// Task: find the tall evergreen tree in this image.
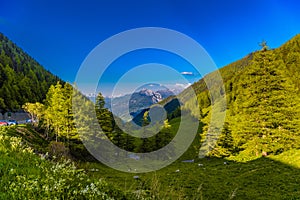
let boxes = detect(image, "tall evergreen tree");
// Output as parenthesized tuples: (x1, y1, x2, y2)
(95, 93, 115, 135)
(230, 50, 300, 155)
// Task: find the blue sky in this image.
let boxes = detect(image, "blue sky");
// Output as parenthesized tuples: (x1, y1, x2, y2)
(1, 0, 300, 96)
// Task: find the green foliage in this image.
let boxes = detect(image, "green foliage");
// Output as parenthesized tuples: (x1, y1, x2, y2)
(3, 124, 300, 199)
(0, 33, 60, 112)
(229, 49, 300, 156)
(165, 34, 300, 159)
(28, 82, 78, 142)
(22, 102, 44, 125)
(6, 125, 49, 153)
(208, 122, 236, 158)
(95, 93, 115, 134)
(2, 33, 300, 199)
(0, 127, 127, 199)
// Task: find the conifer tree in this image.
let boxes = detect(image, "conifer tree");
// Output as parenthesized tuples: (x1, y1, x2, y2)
(95, 93, 114, 135)
(230, 50, 300, 155)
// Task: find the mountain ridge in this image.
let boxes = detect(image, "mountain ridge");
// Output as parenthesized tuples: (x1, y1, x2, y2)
(104, 87, 178, 121)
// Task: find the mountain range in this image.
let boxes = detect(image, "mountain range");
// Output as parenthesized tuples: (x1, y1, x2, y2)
(104, 87, 177, 122)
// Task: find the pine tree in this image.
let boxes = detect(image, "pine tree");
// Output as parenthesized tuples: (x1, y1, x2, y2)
(208, 122, 235, 158)
(61, 83, 77, 140)
(230, 50, 300, 156)
(95, 93, 115, 135)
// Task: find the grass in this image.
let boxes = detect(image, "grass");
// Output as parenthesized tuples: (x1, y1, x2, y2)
(4, 124, 49, 152)
(1, 125, 300, 199)
(81, 154, 300, 199)
(0, 126, 128, 199)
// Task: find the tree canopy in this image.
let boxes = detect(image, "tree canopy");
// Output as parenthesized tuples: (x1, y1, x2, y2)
(0, 33, 60, 113)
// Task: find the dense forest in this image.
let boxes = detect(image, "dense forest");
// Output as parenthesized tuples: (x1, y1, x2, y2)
(0, 33, 61, 114)
(164, 34, 300, 159)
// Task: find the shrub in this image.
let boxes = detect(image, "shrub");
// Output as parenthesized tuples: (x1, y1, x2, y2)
(0, 127, 127, 199)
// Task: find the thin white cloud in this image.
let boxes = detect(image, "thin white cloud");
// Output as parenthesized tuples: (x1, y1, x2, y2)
(181, 71, 194, 75)
(175, 83, 191, 89)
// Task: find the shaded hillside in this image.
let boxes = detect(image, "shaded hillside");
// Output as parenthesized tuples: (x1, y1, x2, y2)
(165, 34, 300, 158)
(0, 33, 61, 113)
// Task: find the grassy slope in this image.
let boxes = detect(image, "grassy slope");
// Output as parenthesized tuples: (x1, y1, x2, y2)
(80, 117, 300, 199)
(0, 126, 128, 200)
(1, 119, 300, 200)
(83, 152, 300, 199)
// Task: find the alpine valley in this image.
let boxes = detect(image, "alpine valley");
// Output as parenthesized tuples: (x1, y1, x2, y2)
(1, 32, 300, 199)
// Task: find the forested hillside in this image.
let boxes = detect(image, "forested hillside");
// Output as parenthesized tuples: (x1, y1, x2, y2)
(1, 32, 300, 200)
(165, 34, 300, 159)
(0, 33, 61, 113)
(5, 31, 299, 161)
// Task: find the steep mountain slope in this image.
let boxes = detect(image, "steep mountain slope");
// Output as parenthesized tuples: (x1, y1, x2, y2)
(165, 34, 300, 158)
(0, 33, 61, 113)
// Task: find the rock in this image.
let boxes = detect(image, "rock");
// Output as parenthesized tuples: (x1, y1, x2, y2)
(182, 159, 194, 163)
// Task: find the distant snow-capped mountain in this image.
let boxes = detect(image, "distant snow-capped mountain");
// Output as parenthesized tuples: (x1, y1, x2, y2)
(86, 83, 187, 122)
(106, 88, 177, 121)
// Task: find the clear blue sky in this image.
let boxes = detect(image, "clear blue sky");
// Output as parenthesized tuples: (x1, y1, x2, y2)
(1, 0, 300, 95)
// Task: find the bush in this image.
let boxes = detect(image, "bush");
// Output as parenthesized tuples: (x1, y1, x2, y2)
(48, 141, 71, 160)
(0, 127, 128, 199)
